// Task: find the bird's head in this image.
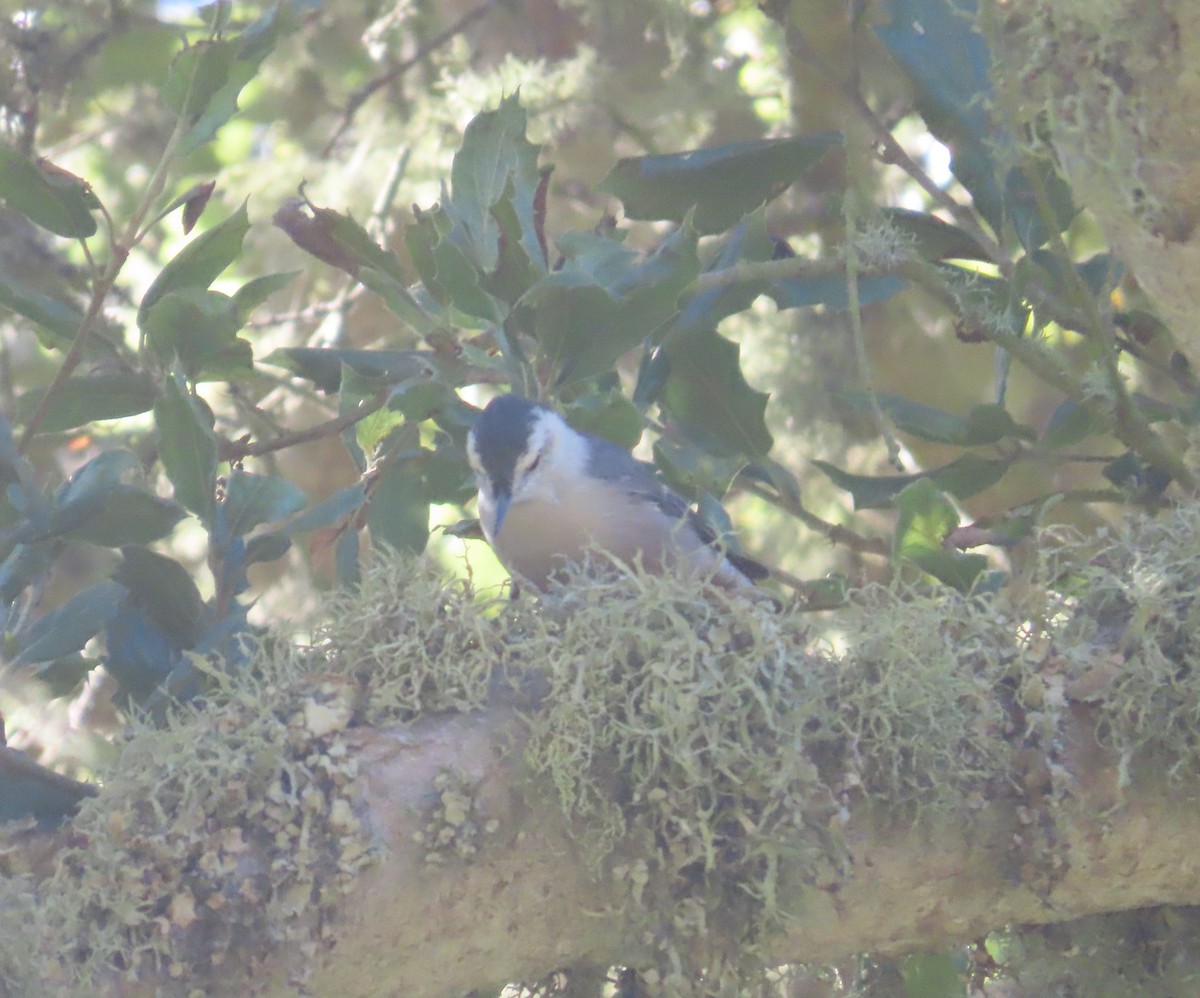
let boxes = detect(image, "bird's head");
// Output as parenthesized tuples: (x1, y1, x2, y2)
(466, 394, 584, 537)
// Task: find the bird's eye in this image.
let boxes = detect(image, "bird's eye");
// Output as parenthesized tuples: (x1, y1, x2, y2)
(526, 453, 542, 474)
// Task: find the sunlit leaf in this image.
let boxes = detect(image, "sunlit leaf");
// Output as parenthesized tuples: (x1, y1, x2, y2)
(599, 133, 840, 234)
(139, 201, 251, 322)
(894, 479, 987, 592)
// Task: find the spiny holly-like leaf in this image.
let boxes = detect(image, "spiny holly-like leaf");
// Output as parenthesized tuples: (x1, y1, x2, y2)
(660, 327, 772, 459)
(447, 92, 546, 274)
(154, 375, 219, 525)
(0, 150, 98, 238)
(139, 201, 251, 322)
(599, 133, 840, 235)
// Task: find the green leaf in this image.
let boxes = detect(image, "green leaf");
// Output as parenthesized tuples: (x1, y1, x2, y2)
(843, 394, 1032, 446)
(599, 133, 840, 234)
(901, 951, 968, 998)
(358, 267, 437, 334)
(366, 462, 430, 554)
(154, 375, 219, 525)
(231, 271, 299, 317)
(1040, 399, 1104, 450)
(404, 204, 507, 323)
(62, 489, 187, 547)
(447, 92, 546, 273)
(139, 201, 251, 322)
(883, 208, 990, 261)
(0, 150, 98, 238)
(15, 373, 157, 432)
(114, 546, 204, 649)
(221, 470, 307, 537)
(564, 390, 644, 450)
(263, 347, 438, 393)
(516, 223, 700, 386)
(660, 327, 772, 459)
(0, 271, 85, 346)
(13, 580, 128, 666)
(280, 483, 368, 536)
(653, 438, 744, 500)
(141, 288, 252, 379)
(815, 454, 1010, 509)
(894, 479, 987, 592)
(164, 6, 287, 155)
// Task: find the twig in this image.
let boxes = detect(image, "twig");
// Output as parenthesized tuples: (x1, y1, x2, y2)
(218, 390, 389, 461)
(322, 0, 500, 158)
(739, 478, 890, 557)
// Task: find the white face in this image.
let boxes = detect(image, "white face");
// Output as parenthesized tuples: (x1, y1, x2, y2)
(467, 410, 579, 539)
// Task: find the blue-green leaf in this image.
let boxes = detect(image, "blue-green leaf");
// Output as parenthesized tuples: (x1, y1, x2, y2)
(13, 580, 128, 666)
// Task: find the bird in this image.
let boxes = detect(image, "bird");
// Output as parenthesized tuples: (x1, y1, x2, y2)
(465, 393, 768, 591)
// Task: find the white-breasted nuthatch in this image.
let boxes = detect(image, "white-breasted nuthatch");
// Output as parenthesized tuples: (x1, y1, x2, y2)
(466, 394, 767, 590)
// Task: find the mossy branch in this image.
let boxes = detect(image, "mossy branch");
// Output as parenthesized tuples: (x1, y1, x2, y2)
(9, 503, 1200, 993)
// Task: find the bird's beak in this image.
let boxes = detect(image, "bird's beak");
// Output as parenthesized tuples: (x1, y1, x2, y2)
(493, 491, 511, 538)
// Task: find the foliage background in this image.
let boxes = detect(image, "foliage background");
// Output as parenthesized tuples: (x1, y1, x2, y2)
(3, 0, 1198, 994)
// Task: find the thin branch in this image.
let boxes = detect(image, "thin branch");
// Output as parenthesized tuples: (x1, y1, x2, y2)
(739, 478, 890, 557)
(217, 390, 389, 461)
(322, 0, 501, 157)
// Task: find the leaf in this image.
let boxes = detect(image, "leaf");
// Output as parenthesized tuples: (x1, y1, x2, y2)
(404, 204, 507, 323)
(447, 92, 546, 273)
(564, 390, 644, 451)
(0, 750, 95, 827)
(231, 271, 299, 317)
(0, 271, 85, 346)
(0, 149, 98, 238)
(660, 328, 773, 459)
(141, 288, 253, 379)
(1040, 399, 1104, 450)
(516, 223, 700, 386)
(139, 201, 251, 323)
(599, 133, 840, 234)
(653, 438, 745, 500)
(894, 479, 987, 593)
(62, 489, 187, 547)
(901, 951, 968, 998)
(366, 463, 429, 554)
(883, 208, 990, 261)
(272, 198, 405, 280)
(13, 580, 128, 666)
(357, 267, 436, 334)
(14, 373, 157, 432)
(842, 394, 1032, 446)
(221, 470, 307, 537)
(150, 180, 217, 233)
(104, 604, 184, 700)
(768, 273, 906, 311)
(114, 546, 204, 649)
(154, 375, 219, 524)
(164, 6, 287, 155)
(263, 347, 437, 393)
(244, 533, 292, 566)
(875, 0, 1076, 249)
(814, 454, 1010, 509)
(280, 482, 368, 535)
